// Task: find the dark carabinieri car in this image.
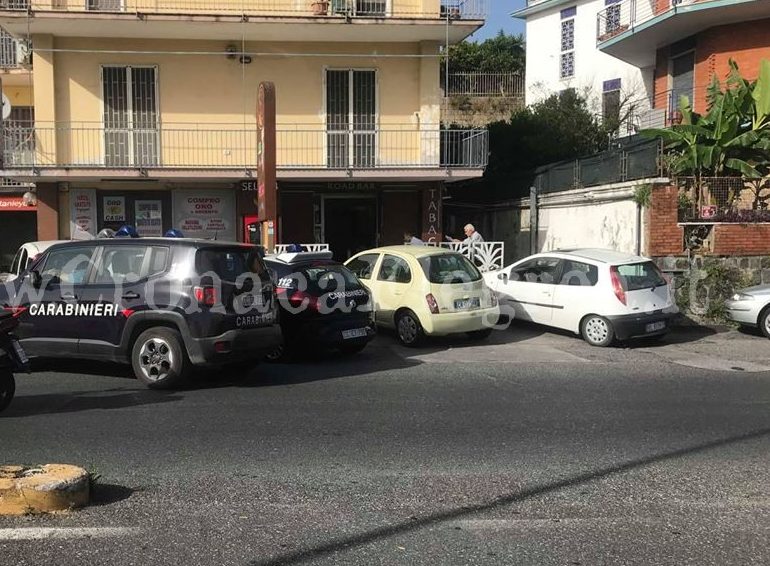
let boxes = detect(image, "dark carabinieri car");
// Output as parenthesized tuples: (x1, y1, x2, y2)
(264, 251, 375, 359)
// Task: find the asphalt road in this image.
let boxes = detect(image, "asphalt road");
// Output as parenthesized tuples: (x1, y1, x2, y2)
(1, 325, 769, 565)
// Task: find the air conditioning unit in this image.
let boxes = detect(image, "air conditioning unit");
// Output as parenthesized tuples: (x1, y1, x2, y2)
(15, 40, 31, 67)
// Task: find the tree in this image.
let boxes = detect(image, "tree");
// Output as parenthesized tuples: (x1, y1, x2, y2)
(445, 31, 525, 75)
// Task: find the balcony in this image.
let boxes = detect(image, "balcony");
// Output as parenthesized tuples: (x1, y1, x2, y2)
(596, 0, 768, 67)
(0, 0, 487, 43)
(1, 121, 488, 182)
(443, 72, 524, 98)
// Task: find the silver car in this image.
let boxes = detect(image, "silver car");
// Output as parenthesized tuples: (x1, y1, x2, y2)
(725, 285, 770, 336)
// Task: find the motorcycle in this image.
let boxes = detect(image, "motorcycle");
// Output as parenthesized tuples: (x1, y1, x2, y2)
(0, 310, 30, 412)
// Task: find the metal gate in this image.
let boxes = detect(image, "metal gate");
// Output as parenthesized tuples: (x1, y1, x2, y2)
(102, 66, 159, 167)
(326, 69, 376, 168)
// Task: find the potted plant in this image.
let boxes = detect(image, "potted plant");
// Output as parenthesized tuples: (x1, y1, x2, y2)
(311, 0, 329, 15)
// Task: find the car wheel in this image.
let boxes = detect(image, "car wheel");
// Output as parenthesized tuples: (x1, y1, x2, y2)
(759, 306, 770, 339)
(131, 327, 189, 389)
(466, 328, 493, 341)
(0, 369, 15, 412)
(339, 343, 367, 355)
(580, 315, 615, 347)
(265, 344, 286, 362)
(396, 310, 424, 347)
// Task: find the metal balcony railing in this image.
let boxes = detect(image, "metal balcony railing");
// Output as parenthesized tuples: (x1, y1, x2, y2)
(443, 73, 524, 98)
(597, 0, 703, 44)
(1, 122, 488, 170)
(0, 0, 488, 20)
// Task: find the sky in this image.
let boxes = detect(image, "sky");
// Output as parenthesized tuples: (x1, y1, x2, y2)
(472, 0, 527, 41)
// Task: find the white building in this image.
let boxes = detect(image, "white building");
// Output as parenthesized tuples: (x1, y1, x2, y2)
(513, 0, 658, 132)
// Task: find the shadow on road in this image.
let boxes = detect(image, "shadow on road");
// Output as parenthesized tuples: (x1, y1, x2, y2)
(250, 427, 770, 566)
(31, 358, 135, 380)
(90, 483, 136, 507)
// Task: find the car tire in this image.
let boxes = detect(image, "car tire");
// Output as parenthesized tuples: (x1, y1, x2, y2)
(759, 306, 770, 339)
(580, 315, 615, 347)
(0, 369, 15, 412)
(131, 327, 190, 389)
(466, 328, 493, 341)
(265, 344, 287, 362)
(339, 343, 367, 355)
(395, 310, 425, 347)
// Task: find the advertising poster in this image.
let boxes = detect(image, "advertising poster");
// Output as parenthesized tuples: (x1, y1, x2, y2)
(135, 200, 163, 237)
(103, 196, 126, 222)
(69, 189, 97, 239)
(172, 190, 236, 241)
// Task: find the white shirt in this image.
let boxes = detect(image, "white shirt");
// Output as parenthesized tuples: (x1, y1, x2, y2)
(462, 231, 484, 244)
(408, 236, 424, 245)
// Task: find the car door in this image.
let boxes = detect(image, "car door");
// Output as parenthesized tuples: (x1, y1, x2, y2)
(14, 245, 97, 357)
(372, 254, 412, 327)
(497, 256, 563, 324)
(551, 259, 600, 332)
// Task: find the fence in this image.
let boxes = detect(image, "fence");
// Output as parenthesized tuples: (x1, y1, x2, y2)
(596, 0, 699, 44)
(533, 137, 663, 194)
(0, 0, 488, 19)
(1, 122, 488, 170)
(438, 241, 504, 272)
(677, 177, 770, 223)
(443, 73, 524, 98)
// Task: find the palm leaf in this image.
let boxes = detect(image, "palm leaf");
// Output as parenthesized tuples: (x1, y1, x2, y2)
(725, 157, 762, 178)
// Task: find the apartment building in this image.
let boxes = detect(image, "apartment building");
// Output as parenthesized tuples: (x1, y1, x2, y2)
(514, 0, 770, 133)
(0, 1, 488, 263)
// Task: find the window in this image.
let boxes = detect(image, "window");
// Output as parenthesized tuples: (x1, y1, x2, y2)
(10, 248, 24, 276)
(326, 69, 376, 168)
(560, 260, 598, 286)
(418, 254, 482, 284)
(347, 254, 379, 280)
(102, 65, 159, 167)
(602, 79, 622, 132)
(88, 0, 122, 10)
(147, 247, 170, 277)
(5, 106, 35, 167)
(559, 8, 576, 79)
(614, 262, 667, 291)
(511, 257, 562, 285)
(377, 255, 411, 284)
(94, 246, 147, 284)
(300, 265, 364, 293)
(195, 248, 266, 282)
(605, 0, 622, 34)
(41, 248, 95, 286)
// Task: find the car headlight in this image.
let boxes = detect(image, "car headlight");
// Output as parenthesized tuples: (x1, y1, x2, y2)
(731, 293, 754, 302)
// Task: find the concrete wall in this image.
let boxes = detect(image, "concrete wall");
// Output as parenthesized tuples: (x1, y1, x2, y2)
(522, 0, 653, 114)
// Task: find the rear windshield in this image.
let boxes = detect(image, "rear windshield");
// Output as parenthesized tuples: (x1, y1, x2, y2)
(615, 261, 667, 291)
(419, 253, 482, 284)
(274, 263, 363, 294)
(196, 247, 268, 282)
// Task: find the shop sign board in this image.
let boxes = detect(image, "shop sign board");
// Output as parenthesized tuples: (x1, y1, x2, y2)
(172, 190, 236, 242)
(135, 200, 163, 237)
(103, 196, 126, 222)
(0, 196, 36, 211)
(70, 189, 97, 239)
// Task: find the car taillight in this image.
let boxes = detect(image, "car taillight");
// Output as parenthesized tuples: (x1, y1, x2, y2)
(289, 291, 319, 312)
(609, 267, 627, 305)
(194, 286, 218, 307)
(426, 293, 440, 314)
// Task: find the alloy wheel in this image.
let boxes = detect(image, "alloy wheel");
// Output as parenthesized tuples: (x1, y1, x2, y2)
(138, 338, 174, 382)
(398, 315, 418, 344)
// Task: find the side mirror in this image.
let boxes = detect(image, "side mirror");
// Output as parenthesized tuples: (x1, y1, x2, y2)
(497, 272, 508, 282)
(28, 270, 42, 289)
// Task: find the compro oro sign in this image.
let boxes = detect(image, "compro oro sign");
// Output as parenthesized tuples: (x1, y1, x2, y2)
(172, 190, 236, 241)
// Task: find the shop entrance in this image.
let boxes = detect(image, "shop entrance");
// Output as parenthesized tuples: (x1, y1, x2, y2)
(323, 196, 377, 261)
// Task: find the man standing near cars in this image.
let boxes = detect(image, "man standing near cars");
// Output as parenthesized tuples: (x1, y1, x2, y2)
(452, 224, 484, 244)
(404, 231, 424, 246)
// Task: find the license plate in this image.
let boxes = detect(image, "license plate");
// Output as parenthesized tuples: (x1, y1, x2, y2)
(11, 339, 28, 365)
(645, 321, 666, 333)
(454, 297, 480, 310)
(239, 293, 263, 309)
(342, 328, 368, 340)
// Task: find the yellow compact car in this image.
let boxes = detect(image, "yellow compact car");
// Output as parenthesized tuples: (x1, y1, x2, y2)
(345, 246, 499, 346)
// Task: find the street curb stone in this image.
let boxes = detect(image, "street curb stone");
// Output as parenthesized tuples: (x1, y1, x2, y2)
(0, 464, 90, 516)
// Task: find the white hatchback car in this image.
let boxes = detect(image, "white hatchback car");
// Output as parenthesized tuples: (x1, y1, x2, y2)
(485, 249, 677, 346)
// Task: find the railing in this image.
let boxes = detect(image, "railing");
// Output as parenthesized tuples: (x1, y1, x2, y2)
(439, 241, 504, 272)
(597, 0, 704, 44)
(0, 29, 17, 69)
(443, 73, 524, 98)
(1, 122, 488, 170)
(677, 177, 770, 223)
(273, 243, 330, 254)
(0, 0, 488, 20)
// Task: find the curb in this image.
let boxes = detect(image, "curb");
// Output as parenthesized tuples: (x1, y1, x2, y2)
(0, 465, 90, 516)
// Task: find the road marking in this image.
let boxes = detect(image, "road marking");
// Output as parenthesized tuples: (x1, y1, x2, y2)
(0, 527, 139, 541)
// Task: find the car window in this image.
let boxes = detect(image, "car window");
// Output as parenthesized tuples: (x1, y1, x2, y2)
(10, 249, 21, 275)
(196, 247, 267, 282)
(615, 261, 666, 291)
(347, 254, 379, 280)
(378, 255, 411, 284)
(560, 260, 598, 286)
(147, 246, 170, 277)
(511, 257, 561, 284)
(418, 253, 481, 284)
(40, 247, 95, 286)
(94, 246, 148, 284)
